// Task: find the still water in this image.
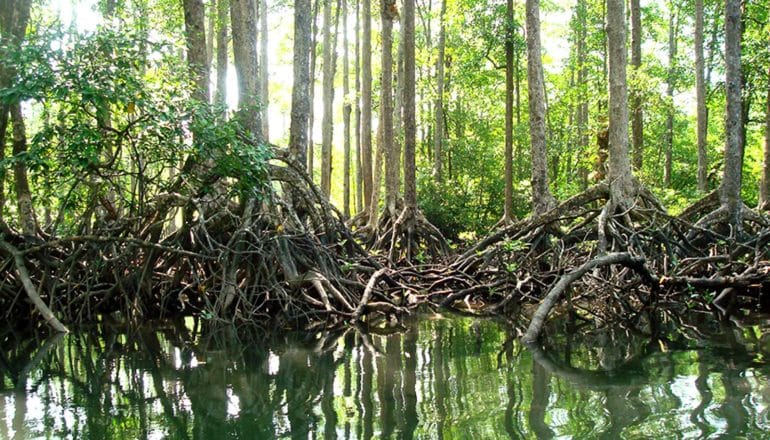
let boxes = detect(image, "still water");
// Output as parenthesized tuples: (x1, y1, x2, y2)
(1, 311, 770, 439)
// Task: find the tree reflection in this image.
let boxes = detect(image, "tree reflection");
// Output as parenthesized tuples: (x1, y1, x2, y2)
(0, 312, 769, 438)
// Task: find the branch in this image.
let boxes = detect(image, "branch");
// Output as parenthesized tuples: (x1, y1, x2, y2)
(0, 239, 69, 333)
(522, 252, 653, 344)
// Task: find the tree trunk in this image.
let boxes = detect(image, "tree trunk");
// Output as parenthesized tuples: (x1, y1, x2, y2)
(759, 66, 770, 211)
(361, 0, 374, 211)
(183, 0, 210, 103)
(695, 0, 708, 192)
(403, 0, 416, 212)
(10, 104, 36, 235)
(260, 0, 269, 140)
(308, 0, 321, 177)
(381, 0, 398, 216)
(433, 0, 446, 183)
(721, 0, 743, 230)
(368, 125, 383, 228)
(606, 0, 635, 208)
(525, 0, 555, 216)
(320, 0, 336, 196)
(394, 28, 404, 188)
(503, 0, 514, 222)
(0, 111, 6, 218)
(289, 0, 312, 168)
(354, 0, 363, 214)
(342, 0, 351, 217)
(630, 0, 643, 171)
(230, 0, 263, 140)
(577, 0, 588, 188)
(0, 0, 32, 225)
(214, 0, 229, 109)
(206, 1, 215, 69)
(663, 4, 677, 187)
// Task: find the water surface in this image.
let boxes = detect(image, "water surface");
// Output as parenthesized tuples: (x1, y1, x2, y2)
(1, 311, 769, 439)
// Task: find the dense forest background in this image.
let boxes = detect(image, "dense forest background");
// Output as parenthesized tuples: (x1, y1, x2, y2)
(1, 0, 767, 238)
(1, 0, 769, 331)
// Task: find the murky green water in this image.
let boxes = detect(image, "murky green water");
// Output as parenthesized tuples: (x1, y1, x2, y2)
(1, 311, 770, 439)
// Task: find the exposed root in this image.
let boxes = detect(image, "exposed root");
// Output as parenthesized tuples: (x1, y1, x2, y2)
(424, 185, 770, 343)
(0, 146, 393, 331)
(363, 202, 449, 265)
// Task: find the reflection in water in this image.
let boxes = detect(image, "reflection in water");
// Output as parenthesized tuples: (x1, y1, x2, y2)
(1, 311, 770, 439)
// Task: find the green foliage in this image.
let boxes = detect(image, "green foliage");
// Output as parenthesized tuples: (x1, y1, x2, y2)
(0, 23, 270, 232)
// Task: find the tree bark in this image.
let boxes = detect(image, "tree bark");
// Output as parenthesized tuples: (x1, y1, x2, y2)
(0, 0, 32, 221)
(525, 0, 555, 216)
(433, 0, 446, 183)
(342, 0, 352, 217)
(664, 4, 678, 187)
(503, 0, 515, 222)
(230, 0, 262, 140)
(721, 0, 743, 230)
(10, 104, 36, 235)
(759, 66, 770, 211)
(381, 0, 398, 216)
(206, 1, 215, 68)
(308, 0, 321, 177)
(354, 0, 363, 214)
(183, 0, 210, 103)
(361, 0, 374, 211)
(404, 0, 417, 212)
(606, 0, 635, 208)
(695, 0, 708, 192)
(260, 0, 270, 140)
(289, 0, 312, 169)
(630, 0, 643, 171)
(320, 0, 336, 196)
(214, 0, 229, 109)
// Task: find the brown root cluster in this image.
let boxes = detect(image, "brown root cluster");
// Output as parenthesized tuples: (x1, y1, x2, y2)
(417, 185, 770, 342)
(361, 204, 449, 264)
(0, 149, 409, 331)
(3, 153, 770, 338)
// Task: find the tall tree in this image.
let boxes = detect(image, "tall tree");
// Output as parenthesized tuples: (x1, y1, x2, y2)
(308, 0, 321, 177)
(354, 0, 363, 214)
(0, 0, 32, 229)
(403, 0, 417, 219)
(576, 0, 588, 187)
(630, 0, 642, 171)
(759, 66, 770, 210)
(525, 0, 555, 215)
(503, 0, 515, 223)
(663, 3, 678, 186)
(606, 0, 635, 207)
(342, 0, 352, 217)
(381, 0, 398, 216)
(433, 0, 446, 182)
(183, 0, 210, 103)
(320, 0, 336, 196)
(260, 0, 269, 140)
(720, 0, 743, 230)
(361, 0, 374, 211)
(289, 0, 312, 168)
(10, 103, 35, 235)
(214, 0, 229, 109)
(230, 0, 262, 140)
(695, 0, 708, 191)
